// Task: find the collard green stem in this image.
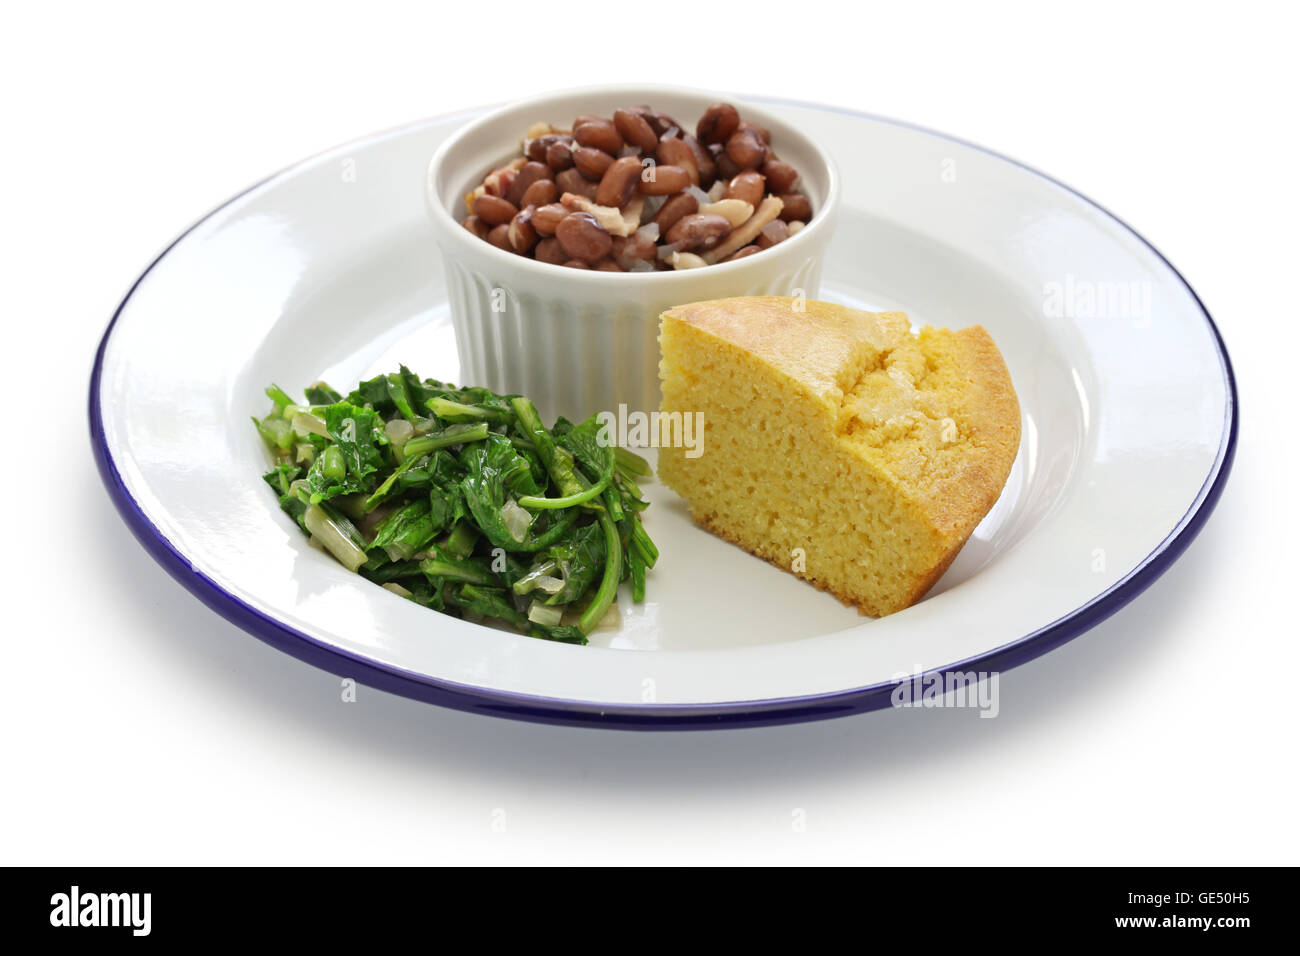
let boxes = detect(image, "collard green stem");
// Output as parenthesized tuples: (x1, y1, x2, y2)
(402, 423, 489, 458)
(577, 491, 624, 635)
(511, 397, 584, 498)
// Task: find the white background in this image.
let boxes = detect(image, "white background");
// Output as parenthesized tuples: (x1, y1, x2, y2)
(4, 2, 1295, 865)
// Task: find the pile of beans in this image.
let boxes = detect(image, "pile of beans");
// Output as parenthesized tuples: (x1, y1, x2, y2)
(460, 103, 812, 271)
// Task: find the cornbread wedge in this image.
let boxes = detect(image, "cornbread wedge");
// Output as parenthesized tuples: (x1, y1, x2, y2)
(658, 297, 1020, 617)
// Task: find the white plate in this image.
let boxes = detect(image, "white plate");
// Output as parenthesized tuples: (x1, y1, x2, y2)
(91, 98, 1237, 728)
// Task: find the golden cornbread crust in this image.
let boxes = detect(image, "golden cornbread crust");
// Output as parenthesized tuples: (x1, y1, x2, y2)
(658, 296, 1021, 617)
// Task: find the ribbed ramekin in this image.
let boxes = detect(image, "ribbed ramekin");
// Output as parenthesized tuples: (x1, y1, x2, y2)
(426, 84, 840, 423)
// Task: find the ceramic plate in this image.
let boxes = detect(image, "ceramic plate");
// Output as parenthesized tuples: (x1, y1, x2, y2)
(90, 98, 1237, 729)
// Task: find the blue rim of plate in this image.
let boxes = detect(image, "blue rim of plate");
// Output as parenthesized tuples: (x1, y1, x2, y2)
(88, 98, 1239, 730)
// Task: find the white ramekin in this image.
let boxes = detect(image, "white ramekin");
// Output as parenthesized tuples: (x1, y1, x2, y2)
(426, 84, 840, 423)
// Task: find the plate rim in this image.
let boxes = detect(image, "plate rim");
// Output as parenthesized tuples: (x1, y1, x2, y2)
(88, 97, 1239, 730)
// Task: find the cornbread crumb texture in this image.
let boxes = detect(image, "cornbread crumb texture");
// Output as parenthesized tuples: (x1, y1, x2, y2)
(658, 296, 1020, 617)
